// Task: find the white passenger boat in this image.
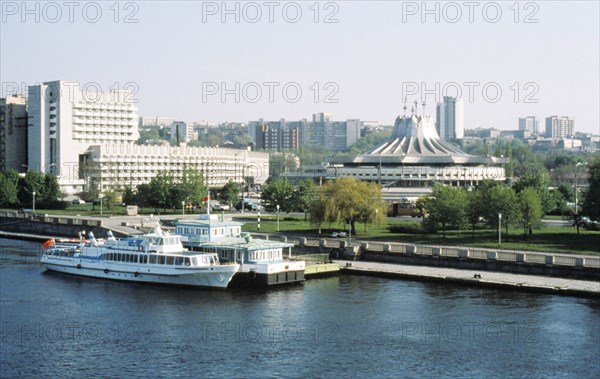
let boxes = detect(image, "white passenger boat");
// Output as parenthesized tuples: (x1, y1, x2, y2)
(175, 215, 305, 287)
(40, 228, 240, 289)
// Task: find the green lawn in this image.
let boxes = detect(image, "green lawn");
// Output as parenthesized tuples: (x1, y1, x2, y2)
(240, 217, 600, 255)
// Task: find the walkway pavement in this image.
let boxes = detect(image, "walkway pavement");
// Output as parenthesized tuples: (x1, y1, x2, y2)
(338, 260, 600, 297)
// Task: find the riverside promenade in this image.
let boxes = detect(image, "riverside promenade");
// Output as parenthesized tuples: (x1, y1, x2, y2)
(338, 260, 600, 297)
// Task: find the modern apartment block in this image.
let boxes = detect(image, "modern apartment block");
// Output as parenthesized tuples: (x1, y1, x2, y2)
(545, 116, 575, 138)
(139, 116, 176, 129)
(249, 113, 361, 152)
(436, 96, 464, 140)
(519, 116, 539, 134)
(0, 94, 28, 171)
(249, 119, 301, 151)
(170, 121, 195, 144)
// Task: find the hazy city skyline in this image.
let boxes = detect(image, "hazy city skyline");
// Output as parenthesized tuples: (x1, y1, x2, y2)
(2, 1, 598, 134)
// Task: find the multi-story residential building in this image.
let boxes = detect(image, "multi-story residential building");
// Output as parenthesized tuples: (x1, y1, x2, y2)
(170, 121, 195, 144)
(325, 119, 361, 151)
(0, 94, 28, 171)
(139, 116, 176, 129)
(545, 116, 574, 139)
(436, 96, 464, 140)
(519, 116, 539, 134)
(249, 119, 302, 151)
(249, 113, 361, 152)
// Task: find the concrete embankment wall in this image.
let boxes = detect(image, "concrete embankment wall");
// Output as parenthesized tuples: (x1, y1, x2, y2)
(0, 213, 125, 240)
(256, 234, 600, 281)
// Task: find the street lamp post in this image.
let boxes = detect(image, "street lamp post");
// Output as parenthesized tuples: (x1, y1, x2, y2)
(276, 204, 280, 232)
(375, 208, 379, 228)
(99, 194, 104, 216)
(498, 213, 502, 246)
(257, 193, 261, 231)
(32, 191, 36, 213)
(182, 201, 185, 216)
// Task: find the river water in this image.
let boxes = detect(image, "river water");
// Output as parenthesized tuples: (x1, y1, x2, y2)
(1, 239, 599, 378)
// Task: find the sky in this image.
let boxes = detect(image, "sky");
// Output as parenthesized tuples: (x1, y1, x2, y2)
(1, 1, 599, 134)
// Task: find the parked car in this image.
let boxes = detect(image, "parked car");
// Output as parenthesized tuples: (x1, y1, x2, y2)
(71, 199, 86, 205)
(234, 200, 258, 211)
(209, 200, 230, 211)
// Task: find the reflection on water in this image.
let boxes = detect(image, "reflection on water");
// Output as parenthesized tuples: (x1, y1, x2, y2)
(1, 239, 599, 378)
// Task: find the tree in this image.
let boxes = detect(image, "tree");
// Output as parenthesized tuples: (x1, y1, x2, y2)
(514, 168, 556, 214)
(180, 169, 207, 206)
(260, 178, 296, 212)
(582, 156, 600, 221)
(466, 189, 484, 238)
(136, 183, 152, 213)
(517, 187, 543, 238)
(294, 179, 317, 219)
(17, 171, 45, 207)
(479, 182, 518, 239)
(148, 172, 175, 213)
(218, 180, 241, 209)
(423, 185, 467, 238)
(102, 190, 118, 210)
(0, 171, 18, 207)
(122, 186, 136, 205)
(312, 176, 383, 235)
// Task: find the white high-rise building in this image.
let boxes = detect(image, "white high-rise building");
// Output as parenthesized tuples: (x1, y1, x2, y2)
(545, 116, 574, 138)
(519, 116, 539, 134)
(28, 80, 139, 194)
(436, 96, 464, 140)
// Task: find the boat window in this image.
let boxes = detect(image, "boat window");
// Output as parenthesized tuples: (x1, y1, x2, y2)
(191, 257, 198, 266)
(149, 255, 157, 264)
(166, 256, 174, 265)
(175, 257, 184, 266)
(158, 256, 165, 265)
(185, 258, 191, 266)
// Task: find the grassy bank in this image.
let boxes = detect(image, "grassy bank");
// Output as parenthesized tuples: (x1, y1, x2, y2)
(239, 216, 600, 255)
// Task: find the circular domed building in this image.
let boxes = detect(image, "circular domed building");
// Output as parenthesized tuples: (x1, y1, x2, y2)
(323, 108, 508, 214)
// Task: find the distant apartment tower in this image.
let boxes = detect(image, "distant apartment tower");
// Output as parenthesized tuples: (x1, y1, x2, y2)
(519, 116, 539, 134)
(250, 119, 300, 151)
(28, 80, 139, 194)
(0, 94, 28, 171)
(436, 97, 464, 140)
(170, 121, 194, 144)
(325, 119, 361, 151)
(545, 116, 574, 138)
(249, 113, 360, 152)
(308, 113, 361, 151)
(139, 116, 175, 129)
